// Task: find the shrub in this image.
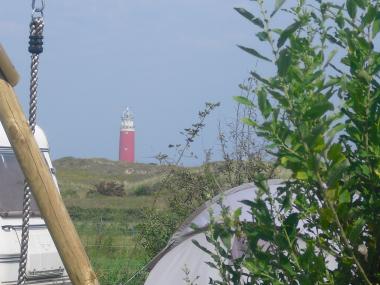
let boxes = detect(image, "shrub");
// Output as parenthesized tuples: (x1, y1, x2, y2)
(133, 184, 158, 196)
(135, 101, 269, 258)
(197, 0, 380, 284)
(89, 181, 126, 197)
(136, 209, 181, 257)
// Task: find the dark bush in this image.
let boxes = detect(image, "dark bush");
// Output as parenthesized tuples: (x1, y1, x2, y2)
(89, 181, 126, 197)
(133, 184, 158, 196)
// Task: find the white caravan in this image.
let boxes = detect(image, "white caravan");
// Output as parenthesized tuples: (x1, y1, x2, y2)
(0, 123, 70, 284)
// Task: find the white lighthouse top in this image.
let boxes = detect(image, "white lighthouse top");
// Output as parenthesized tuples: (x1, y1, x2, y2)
(121, 107, 135, 131)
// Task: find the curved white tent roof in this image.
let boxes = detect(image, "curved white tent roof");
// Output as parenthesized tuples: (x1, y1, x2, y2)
(0, 122, 49, 149)
(145, 180, 284, 285)
(145, 179, 337, 285)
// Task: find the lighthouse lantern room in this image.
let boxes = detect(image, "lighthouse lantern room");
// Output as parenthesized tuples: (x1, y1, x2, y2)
(119, 107, 135, 162)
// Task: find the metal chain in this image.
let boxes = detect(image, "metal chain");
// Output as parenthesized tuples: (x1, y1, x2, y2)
(17, 16, 44, 285)
(32, 0, 45, 17)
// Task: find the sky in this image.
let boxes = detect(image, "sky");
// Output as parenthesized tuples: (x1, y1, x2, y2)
(0, 0, 268, 165)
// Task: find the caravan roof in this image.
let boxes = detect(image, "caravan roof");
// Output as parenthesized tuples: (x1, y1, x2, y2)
(0, 122, 50, 216)
(0, 122, 49, 150)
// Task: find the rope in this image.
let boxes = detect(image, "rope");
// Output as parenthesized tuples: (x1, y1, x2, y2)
(124, 262, 149, 285)
(17, 16, 44, 285)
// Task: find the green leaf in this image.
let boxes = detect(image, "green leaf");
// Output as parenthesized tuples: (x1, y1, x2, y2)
(346, 0, 357, 19)
(192, 239, 213, 255)
(372, 13, 380, 38)
(335, 12, 345, 28)
(280, 156, 288, 166)
(327, 123, 345, 139)
(353, 0, 366, 9)
(277, 21, 302, 48)
(324, 49, 338, 68)
(339, 189, 351, 205)
(271, 0, 287, 17)
(348, 217, 365, 244)
(234, 7, 264, 28)
(240, 199, 255, 208)
(284, 213, 299, 229)
(304, 101, 334, 119)
(362, 5, 377, 26)
(238, 45, 272, 62)
(296, 171, 308, 180)
(320, 207, 334, 230)
(257, 89, 272, 118)
(221, 234, 232, 250)
(327, 143, 343, 163)
(233, 96, 254, 107)
(268, 89, 289, 107)
(327, 161, 347, 187)
(241, 117, 257, 127)
(357, 69, 371, 83)
(284, 213, 299, 241)
(272, 28, 282, 35)
(357, 37, 371, 51)
(326, 34, 345, 48)
(277, 48, 292, 77)
(205, 261, 218, 269)
(233, 207, 242, 220)
(326, 188, 337, 202)
(256, 31, 269, 42)
(311, 135, 325, 152)
(250, 71, 270, 85)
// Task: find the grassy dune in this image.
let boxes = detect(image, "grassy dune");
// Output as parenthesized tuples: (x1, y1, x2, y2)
(55, 157, 168, 209)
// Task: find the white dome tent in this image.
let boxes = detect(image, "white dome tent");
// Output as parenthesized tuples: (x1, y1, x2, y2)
(144, 179, 338, 285)
(144, 180, 284, 285)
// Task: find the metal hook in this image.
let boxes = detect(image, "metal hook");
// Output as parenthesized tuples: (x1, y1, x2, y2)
(32, 0, 45, 17)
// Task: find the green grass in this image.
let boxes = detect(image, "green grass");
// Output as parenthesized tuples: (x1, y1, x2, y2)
(68, 207, 148, 284)
(54, 157, 167, 284)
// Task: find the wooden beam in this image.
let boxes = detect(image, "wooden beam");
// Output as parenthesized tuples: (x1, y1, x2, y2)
(0, 44, 19, 87)
(0, 47, 99, 285)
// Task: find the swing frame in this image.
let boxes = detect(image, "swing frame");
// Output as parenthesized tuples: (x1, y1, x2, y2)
(0, 45, 99, 285)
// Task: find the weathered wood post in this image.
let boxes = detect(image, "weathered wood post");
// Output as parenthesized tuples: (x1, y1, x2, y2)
(0, 44, 99, 285)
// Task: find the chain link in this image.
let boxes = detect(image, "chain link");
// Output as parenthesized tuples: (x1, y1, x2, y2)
(32, 0, 45, 17)
(17, 16, 44, 285)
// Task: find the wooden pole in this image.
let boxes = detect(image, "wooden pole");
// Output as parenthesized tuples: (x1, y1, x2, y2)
(0, 44, 19, 87)
(0, 47, 99, 285)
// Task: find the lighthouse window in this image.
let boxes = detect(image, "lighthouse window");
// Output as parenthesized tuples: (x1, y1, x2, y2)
(0, 152, 39, 216)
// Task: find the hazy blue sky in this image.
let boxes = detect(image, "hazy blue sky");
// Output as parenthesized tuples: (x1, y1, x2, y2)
(1, 1, 268, 164)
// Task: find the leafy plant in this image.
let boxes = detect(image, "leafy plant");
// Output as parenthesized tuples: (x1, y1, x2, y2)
(218, 78, 274, 187)
(136, 103, 222, 258)
(133, 184, 159, 196)
(136, 208, 181, 257)
(136, 100, 270, 260)
(197, 0, 380, 284)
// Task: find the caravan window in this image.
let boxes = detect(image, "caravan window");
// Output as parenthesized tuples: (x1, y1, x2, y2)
(0, 152, 39, 215)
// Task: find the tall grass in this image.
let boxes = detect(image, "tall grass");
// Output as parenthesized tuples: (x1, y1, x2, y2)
(69, 207, 149, 285)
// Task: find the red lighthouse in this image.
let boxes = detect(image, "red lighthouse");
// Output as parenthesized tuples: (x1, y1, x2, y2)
(119, 107, 135, 162)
